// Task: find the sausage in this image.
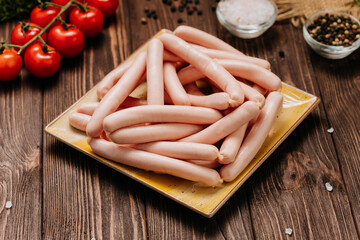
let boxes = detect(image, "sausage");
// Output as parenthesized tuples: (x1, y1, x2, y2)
(76, 102, 99, 115)
(252, 84, 268, 95)
(180, 100, 260, 144)
(163, 50, 183, 62)
(177, 60, 282, 92)
(146, 38, 164, 105)
(86, 51, 147, 137)
(76, 98, 141, 116)
(120, 96, 147, 108)
(216, 59, 282, 91)
(135, 141, 220, 161)
(68, 112, 91, 132)
(158, 33, 244, 107)
(89, 138, 223, 186)
(188, 92, 231, 110)
(163, 62, 191, 105)
(108, 123, 203, 144)
(103, 105, 223, 133)
(174, 25, 244, 55)
(237, 81, 265, 108)
(190, 44, 270, 69)
(96, 59, 134, 100)
(220, 91, 283, 182)
(219, 123, 248, 164)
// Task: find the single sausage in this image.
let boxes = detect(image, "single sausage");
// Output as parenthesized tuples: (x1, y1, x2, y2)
(252, 84, 268, 95)
(220, 91, 283, 182)
(163, 50, 183, 62)
(135, 141, 220, 161)
(178, 60, 282, 92)
(108, 123, 203, 144)
(96, 59, 134, 100)
(184, 82, 204, 96)
(86, 51, 147, 137)
(158, 33, 244, 107)
(103, 105, 223, 133)
(89, 138, 223, 186)
(237, 81, 265, 108)
(146, 38, 164, 105)
(68, 112, 91, 132)
(219, 122, 248, 164)
(76, 102, 99, 115)
(163, 62, 191, 105)
(180, 100, 260, 144)
(188, 92, 231, 110)
(174, 25, 244, 55)
(190, 44, 270, 69)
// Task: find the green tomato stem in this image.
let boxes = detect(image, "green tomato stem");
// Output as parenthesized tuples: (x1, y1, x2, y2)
(17, 0, 75, 55)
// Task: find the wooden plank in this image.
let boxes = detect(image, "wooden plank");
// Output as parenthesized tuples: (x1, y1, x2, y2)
(41, 2, 146, 238)
(308, 49, 360, 231)
(243, 23, 358, 239)
(0, 22, 42, 240)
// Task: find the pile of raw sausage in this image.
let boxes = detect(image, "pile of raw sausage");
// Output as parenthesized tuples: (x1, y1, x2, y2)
(68, 26, 283, 186)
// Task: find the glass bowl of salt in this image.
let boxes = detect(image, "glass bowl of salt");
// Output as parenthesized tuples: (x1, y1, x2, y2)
(216, 0, 278, 39)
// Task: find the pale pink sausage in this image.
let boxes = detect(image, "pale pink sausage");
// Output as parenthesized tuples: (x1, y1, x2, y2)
(76, 102, 99, 115)
(185, 159, 221, 169)
(146, 38, 164, 105)
(96, 59, 134, 100)
(163, 90, 174, 104)
(180, 101, 260, 144)
(135, 141, 220, 161)
(174, 25, 244, 55)
(219, 123, 248, 164)
(190, 44, 270, 69)
(163, 62, 191, 105)
(69, 112, 91, 132)
(178, 61, 282, 92)
(158, 33, 244, 107)
(220, 91, 283, 182)
(188, 92, 231, 110)
(86, 51, 147, 138)
(89, 138, 222, 186)
(103, 105, 223, 133)
(108, 123, 203, 144)
(216, 59, 282, 91)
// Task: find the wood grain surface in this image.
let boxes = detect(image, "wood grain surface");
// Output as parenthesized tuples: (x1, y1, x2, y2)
(0, 0, 359, 239)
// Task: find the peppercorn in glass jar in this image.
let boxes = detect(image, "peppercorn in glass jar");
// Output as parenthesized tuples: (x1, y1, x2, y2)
(216, 0, 277, 39)
(303, 11, 360, 59)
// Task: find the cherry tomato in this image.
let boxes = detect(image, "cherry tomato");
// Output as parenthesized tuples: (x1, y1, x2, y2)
(48, 24, 85, 58)
(11, 22, 47, 52)
(0, 49, 22, 81)
(85, 0, 118, 18)
(30, 6, 65, 29)
(24, 42, 61, 78)
(50, 0, 84, 15)
(69, 4, 104, 38)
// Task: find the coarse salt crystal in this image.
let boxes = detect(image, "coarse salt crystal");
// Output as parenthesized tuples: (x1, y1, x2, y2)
(285, 228, 293, 236)
(5, 201, 12, 209)
(218, 0, 275, 25)
(327, 127, 334, 133)
(325, 182, 333, 192)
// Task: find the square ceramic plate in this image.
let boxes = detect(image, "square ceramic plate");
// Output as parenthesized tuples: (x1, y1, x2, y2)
(45, 30, 320, 218)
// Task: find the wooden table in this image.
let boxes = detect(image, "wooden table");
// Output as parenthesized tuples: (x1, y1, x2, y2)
(1, 1, 359, 239)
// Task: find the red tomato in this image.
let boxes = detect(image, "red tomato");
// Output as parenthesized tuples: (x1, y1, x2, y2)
(69, 4, 104, 38)
(48, 24, 85, 58)
(11, 22, 47, 52)
(85, 0, 118, 18)
(50, 0, 84, 15)
(0, 49, 22, 81)
(30, 6, 65, 29)
(24, 43, 61, 78)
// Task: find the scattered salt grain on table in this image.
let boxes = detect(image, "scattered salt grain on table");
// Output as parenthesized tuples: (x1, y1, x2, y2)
(327, 127, 334, 134)
(325, 182, 333, 192)
(285, 228, 293, 236)
(5, 201, 12, 209)
(217, 0, 275, 25)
